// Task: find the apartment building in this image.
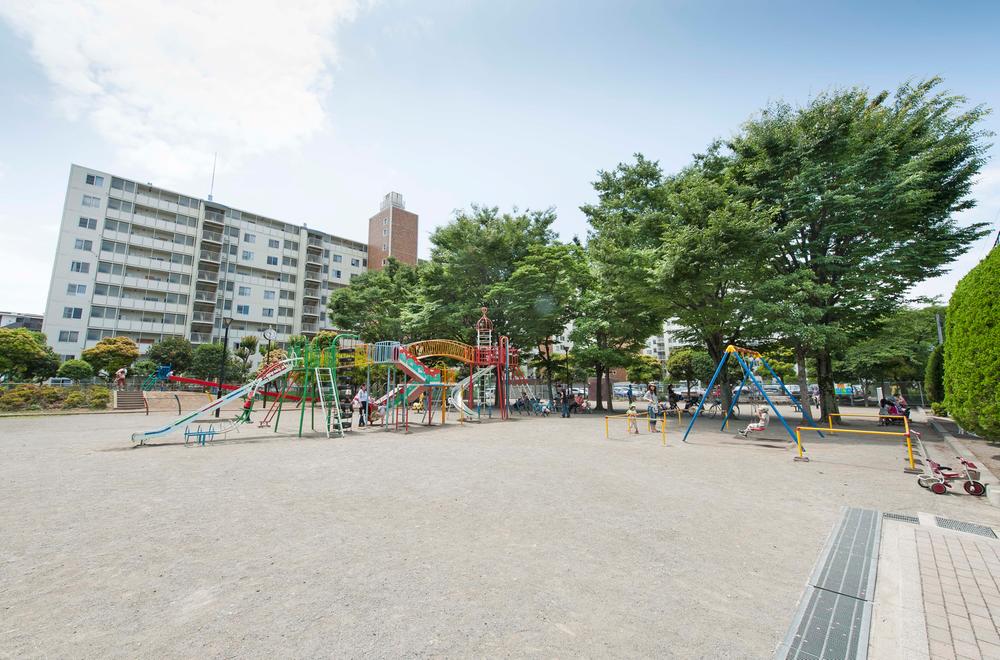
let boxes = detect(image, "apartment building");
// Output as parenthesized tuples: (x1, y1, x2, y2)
(42, 165, 372, 361)
(367, 192, 418, 270)
(0, 311, 43, 332)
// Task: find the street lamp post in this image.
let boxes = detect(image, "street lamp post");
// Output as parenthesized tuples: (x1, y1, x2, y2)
(215, 316, 233, 417)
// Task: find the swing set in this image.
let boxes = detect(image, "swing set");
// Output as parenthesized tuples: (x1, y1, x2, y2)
(681, 345, 821, 444)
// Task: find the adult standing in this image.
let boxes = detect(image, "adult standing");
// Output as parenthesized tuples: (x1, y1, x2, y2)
(557, 385, 569, 418)
(627, 383, 634, 404)
(353, 383, 369, 427)
(643, 384, 658, 431)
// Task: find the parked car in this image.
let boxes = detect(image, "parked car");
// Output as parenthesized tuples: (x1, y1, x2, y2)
(45, 377, 74, 386)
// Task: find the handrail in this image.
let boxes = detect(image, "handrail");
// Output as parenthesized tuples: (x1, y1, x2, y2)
(604, 411, 668, 446)
(794, 423, 916, 471)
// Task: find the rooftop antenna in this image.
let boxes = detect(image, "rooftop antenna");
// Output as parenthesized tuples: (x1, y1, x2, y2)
(208, 152, 217, 202)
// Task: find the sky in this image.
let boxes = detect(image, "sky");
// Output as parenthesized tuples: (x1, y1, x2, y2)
(0, 0, 998, 314)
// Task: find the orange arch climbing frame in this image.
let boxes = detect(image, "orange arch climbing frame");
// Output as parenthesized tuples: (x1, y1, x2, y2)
(406, 340, 476, 364)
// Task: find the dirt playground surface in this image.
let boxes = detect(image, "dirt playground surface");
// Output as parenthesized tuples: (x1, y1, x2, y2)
(3, 410, 1000, 657)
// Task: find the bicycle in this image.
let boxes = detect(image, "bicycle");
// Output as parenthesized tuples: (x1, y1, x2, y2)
(705, 399, 740, 419)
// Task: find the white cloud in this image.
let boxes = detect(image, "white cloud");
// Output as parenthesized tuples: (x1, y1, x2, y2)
(0, 0, 361, 182)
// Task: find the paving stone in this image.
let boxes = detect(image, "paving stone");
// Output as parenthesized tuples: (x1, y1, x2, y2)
(952, 639, 983, 659)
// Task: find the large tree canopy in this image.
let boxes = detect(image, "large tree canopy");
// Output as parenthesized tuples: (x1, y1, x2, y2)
(727, 78, 990, 420)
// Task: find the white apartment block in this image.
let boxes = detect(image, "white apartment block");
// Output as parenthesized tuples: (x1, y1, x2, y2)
(43, 165, 369, 362)
(642, 321, 686, 362)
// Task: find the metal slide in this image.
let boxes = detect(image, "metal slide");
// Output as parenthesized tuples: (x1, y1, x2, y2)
(450, 366, 494, 418)
(130, 358, 298, 444)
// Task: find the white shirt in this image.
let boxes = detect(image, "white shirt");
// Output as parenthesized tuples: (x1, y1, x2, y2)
(356, 388, 369, 403)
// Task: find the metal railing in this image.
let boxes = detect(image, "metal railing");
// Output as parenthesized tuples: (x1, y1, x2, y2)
(794, 413, 915, 471)
(190, 332, 213, 343)
(302, 306, 319, 316)
(196, 270, 218, 282)
(303, 287, 319, 298)
(199, 250, 221, 262)
(191, 311, 215, 323)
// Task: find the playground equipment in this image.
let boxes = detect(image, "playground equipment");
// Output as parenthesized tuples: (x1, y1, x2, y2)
(918, 457, 985, 496)
(129, 308, 521, 444)
(792, 413, 919, 472)
(682, 345, 817, 444)
(605, 410, 669, 446)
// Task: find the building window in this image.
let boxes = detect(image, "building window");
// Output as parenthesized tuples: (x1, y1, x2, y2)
(85, 174, 104, 186)
(78, 217, 97, 230)
(58, 330, 79, 342)
(334, 269, 342, 278)
(262, 308, 274, 317)
(268, 239, 280, 249)
(382, 243, 388, 251)
(264, 290, 276, 300)
(238, 286, 251, 296)
(322, 265, 328, 274)
(74, 239, 93, 251)
(280, 290, 295, 300)
(323, 249, 329, 257)
(351, 258, 360, 267)
(266, 256, 278, 265)
(82, 195, 101, 208)
(236, 305, 249, 315)
(383, 228, 388, 236)
(70, 261, 90, 273)
(244, 233, 256, 243)
(66, 283, 86, 296)
(332, 254, 342, 263)
(282, 256, 297, 267)
(362, 259, 367, 267)
(110, 177, 136, 192)
(383, 218, 388, 225)
(381, 259, 387, 266)
(223, 300, 232, 311)
(242, 251, 253, 260)
(107, 198, 133, 212)
(62, 307, 83, 319)
(283, 239, 299, 250)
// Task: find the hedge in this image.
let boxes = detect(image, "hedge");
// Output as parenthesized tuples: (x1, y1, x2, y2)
(925, 343, 945, 405)
(945, 247, 1000, 438)
(0, 385, 112, 412)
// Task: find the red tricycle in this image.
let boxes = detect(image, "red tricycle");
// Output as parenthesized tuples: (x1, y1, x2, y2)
(918, 457, 986, 496)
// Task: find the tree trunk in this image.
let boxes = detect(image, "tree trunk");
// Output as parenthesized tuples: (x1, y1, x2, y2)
(546, 369, 554, 406)
(815, 349, 840, 424)
(605, 369, 614, 413)
(594, 365, 604, 411)
(795, 345, 810, 422)
(706, 335, 731, 412)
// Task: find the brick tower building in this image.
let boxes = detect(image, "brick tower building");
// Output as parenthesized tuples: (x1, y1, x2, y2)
(367, 192, 418, 270)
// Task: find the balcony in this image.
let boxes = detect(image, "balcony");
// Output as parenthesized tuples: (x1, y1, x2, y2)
(193, 291, 216, 305)
(197, 270, 218, 282)
(201, 230, 223, 244)
(199, 249, 221, 263)
(305, 252, 322, 265)
(203, 211, 224, 227)
(302, 306, 319, 317)
(303, 287, 320, 299)
(301, 323, 319, 334)
(190, 332, 213, 344)
(191, 311, 215, 325)
(306, 236, 323, 251)
(303, 271, 321, 284)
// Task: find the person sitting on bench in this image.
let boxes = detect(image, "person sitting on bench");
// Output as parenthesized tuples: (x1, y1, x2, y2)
(738, 408, 769, 437)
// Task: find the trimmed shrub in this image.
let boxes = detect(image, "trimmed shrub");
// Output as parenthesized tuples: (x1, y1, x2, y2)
(931, 401, 948, 417)
(945, 247, 1000, 439)
(925, 344, 945, 405)
(38, 385, 67, 406)
(88, 387, 111, 409)
(0, 387, 36, 411)
(63, 391, 88, 408)
(57, 359, 94, 382)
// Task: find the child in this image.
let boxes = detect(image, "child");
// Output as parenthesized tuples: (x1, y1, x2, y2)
(626, 404, 640, 434)
(739, 408, 769, 437)
(237, 396, 254, 424)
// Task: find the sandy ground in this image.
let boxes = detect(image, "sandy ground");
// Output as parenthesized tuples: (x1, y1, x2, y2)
(3, 409, 1000, 658)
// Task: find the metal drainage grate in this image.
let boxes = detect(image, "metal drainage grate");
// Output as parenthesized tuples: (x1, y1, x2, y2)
(775, 508, 881, 660)
(882, 513, 919, 525)
(935, 517, 998, 539)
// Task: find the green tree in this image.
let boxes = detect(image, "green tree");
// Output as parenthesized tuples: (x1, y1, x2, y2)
(131, 359, 157, 378)
(145, 337, 195, 374)
(327, 258, 422, 342)
(666, 348, 701, 392)
(0, 329, 53, 381)
(945, 248, 999, 438)
(189, 343, 242, 383)
(81, 336, 139, 380)
(233, 335, 259, 379)
(728, 79, 991, 422)
(56, 359, 94, 382)
(925, 344, 945, 405)
(412, 205, 558, 342)
(627, 354, 662, 386)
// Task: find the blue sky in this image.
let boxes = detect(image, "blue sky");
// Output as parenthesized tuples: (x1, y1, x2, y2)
(1, 0, 997, 313)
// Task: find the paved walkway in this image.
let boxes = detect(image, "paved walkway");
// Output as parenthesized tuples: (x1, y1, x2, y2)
(873, 518, 1000, 660)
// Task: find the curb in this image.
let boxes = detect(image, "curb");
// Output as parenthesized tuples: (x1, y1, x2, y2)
(930, 418, 1000, 507)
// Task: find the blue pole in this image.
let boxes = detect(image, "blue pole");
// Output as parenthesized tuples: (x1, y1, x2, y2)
(720, 372, 749, 431)
(732, 352, 799, 445)
(682, 351, 730, 443)
(760, 357, 824, 438)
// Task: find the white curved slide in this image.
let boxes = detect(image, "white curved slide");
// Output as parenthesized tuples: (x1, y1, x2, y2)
(450, 366, 494, 418)
(130, 358, 298, 444)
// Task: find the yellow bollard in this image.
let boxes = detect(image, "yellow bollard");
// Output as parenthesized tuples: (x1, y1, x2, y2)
(661, 411, 666, 446)
(794, 428, 809, 462)
(604, 416, 609, 439)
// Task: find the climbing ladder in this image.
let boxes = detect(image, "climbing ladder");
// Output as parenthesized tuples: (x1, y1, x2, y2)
(332, 350, 355, 437)
(314, 367, 337, 438)
(258, 376, 292, 428)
